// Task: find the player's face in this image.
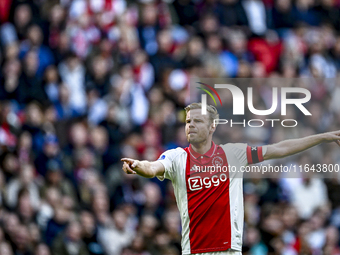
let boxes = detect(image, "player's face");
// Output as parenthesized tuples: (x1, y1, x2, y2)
(185, 109, 213, 144)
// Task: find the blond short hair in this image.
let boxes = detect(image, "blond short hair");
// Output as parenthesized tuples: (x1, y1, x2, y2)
(184, 103, 219, 124)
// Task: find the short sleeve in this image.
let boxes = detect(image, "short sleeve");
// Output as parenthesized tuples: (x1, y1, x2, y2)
(156, 148, 182, 181)
(226, 143, 248, 166)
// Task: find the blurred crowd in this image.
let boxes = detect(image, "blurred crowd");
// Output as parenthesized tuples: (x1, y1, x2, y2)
(1, 0, 340, 255)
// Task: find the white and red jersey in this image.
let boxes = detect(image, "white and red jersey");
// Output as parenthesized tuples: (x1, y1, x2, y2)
(157, 142, 266, 254)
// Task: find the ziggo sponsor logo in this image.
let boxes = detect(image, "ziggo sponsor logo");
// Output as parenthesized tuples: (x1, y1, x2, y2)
(188, 174, 228, 191)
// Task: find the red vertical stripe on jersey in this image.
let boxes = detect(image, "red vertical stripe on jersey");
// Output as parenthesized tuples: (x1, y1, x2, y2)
(184, 147, 231, 253)
(257, 146, 263, 162)
(246, 146, 253, 164)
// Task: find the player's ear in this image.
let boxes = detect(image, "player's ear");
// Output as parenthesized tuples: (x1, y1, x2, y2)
(209, 122, 216, 133)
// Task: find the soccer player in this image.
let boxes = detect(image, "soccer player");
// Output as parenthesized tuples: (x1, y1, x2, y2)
(121, 103, 340, 255)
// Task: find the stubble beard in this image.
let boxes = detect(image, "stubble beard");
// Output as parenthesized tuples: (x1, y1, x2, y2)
(187, 134, 207, 146)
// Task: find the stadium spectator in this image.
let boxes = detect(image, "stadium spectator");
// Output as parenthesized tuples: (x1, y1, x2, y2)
(52, 221, 89, 255)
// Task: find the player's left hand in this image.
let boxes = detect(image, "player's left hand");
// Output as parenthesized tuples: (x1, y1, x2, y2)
(323, 131, 340, 147)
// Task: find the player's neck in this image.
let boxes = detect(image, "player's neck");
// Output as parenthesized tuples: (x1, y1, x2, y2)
(190, 140, 213, 155)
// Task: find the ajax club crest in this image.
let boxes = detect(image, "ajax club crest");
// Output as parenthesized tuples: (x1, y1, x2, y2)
(212, 156, 223, 167)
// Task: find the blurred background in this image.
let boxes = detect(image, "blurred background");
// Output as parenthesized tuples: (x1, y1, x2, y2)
(1, 0, 340, 254)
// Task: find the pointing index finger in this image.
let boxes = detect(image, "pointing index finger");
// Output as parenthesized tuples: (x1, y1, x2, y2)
(121, 158, 133, 163)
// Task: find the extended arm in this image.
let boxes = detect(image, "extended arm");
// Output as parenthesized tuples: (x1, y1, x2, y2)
(264, 131, 340, 160)
(121, 158, 165, 178)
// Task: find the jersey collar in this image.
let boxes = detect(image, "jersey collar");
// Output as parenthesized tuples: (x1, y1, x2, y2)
(189, 142, 217, 159)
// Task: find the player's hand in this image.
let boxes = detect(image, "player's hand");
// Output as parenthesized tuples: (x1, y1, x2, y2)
(323, 131, 340, 147)
(121, 158, 139, 174)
